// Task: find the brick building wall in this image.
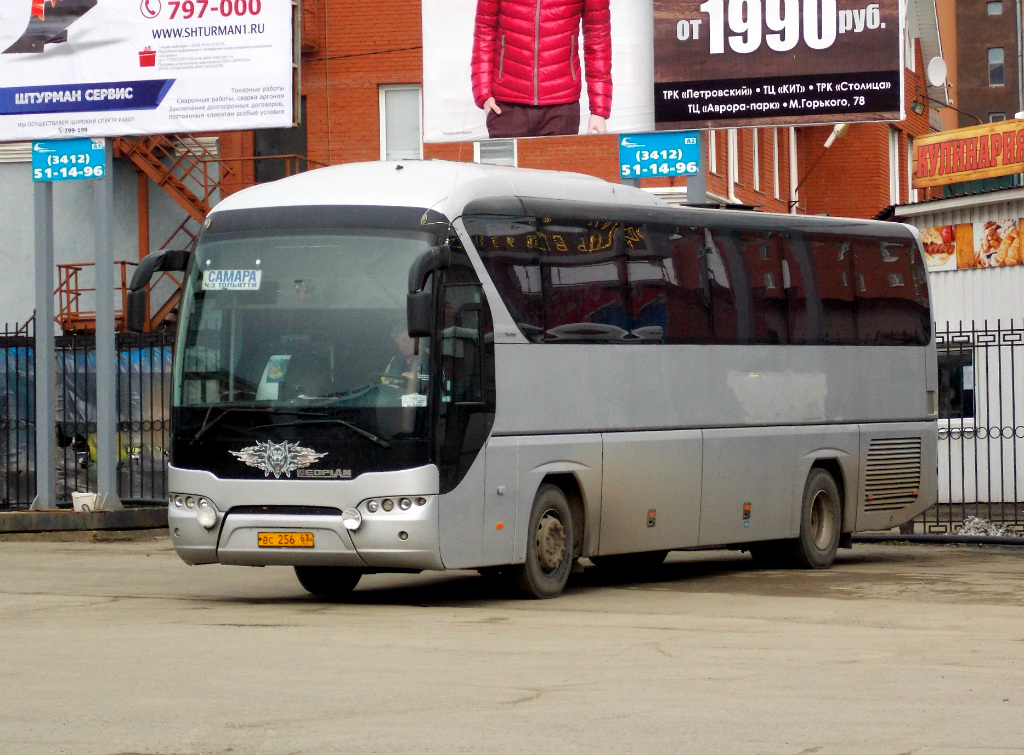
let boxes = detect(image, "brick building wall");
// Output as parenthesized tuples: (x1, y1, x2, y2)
(955, 0, 1021, 125)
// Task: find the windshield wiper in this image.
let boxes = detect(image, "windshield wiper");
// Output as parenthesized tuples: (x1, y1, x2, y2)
(249, 417, 392, 449)
(188, 406, 325, 444)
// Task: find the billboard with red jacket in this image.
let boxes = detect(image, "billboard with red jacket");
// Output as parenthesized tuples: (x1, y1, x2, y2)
(423, 0, 656, 142)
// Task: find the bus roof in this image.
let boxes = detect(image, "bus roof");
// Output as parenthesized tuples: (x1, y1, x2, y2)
(210, 160, 666, 219)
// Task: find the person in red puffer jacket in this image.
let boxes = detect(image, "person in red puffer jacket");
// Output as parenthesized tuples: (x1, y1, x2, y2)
(471, 0, 612, 138)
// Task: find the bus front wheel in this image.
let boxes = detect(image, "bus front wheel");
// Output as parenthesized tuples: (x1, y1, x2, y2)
(509, 484, 575, 599)
(794, 468, 842, 569)
(294, 566, 362, 599)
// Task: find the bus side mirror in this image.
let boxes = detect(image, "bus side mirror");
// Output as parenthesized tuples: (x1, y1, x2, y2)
(125, 248, 191, 332)
(407, 290, 432, 338)
(408, 245, 451, 295)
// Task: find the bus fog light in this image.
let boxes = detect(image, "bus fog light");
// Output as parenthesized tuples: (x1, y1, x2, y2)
(399, 498, 412, 510)
(341, 508, 362, 531)
(196, 502, 217, 530)
(398, 531, 409, 541)
(366, 500, 379, 513)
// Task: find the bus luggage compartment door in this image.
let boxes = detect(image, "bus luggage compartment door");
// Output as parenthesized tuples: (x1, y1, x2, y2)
(599, 430, 702, 555)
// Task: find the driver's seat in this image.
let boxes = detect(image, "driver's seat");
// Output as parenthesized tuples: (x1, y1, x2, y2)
(283, 349, 331, 399)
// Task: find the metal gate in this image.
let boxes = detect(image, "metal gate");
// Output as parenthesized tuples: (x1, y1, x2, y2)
(1, 320, 173, 510)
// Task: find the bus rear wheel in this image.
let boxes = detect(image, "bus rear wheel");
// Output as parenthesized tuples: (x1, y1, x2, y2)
(793, 468, 842, 569)
(294, 566, 362, 598)
(508, 484, 575, 599)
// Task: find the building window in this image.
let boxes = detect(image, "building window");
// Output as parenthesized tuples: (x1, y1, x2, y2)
(888, 127, 900, 205)
(379, 85, 422, 160)
(475, 139, 516, 166)
(906, 137, 918, 203)
(709, 130, 718, 174)
(987, 1, 1002, 14)
(728, 129, 739, 184)
(938, 348, 975, 420)
(772, 128, 780, 199)
(752, 128, 761, 192)
(989, 112, 1006, 122)
(988, 48, 1005, 86)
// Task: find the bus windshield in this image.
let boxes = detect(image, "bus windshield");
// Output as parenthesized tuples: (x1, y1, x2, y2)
(173, 227, 434, 437)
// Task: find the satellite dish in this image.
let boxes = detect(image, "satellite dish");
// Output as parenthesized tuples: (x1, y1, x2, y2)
(927, 57, 948, 88)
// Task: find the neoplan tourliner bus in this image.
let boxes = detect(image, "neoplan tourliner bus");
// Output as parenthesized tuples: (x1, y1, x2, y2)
(128, 160, 937, 599)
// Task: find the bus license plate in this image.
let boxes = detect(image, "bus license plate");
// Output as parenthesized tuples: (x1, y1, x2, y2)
(258, 532, 314, 548)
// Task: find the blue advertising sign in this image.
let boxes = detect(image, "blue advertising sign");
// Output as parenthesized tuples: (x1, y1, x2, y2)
(620, 131, 700, 178)
(31, 138, 106, 182)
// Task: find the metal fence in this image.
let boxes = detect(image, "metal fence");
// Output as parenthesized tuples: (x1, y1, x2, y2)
(2, 319, 1023, 533)
(1, 320, 172, 510)
(920, 320, 1024, 535)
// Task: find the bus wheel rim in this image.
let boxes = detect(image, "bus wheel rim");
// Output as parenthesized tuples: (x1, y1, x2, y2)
(810, 490, 834, 550)
(535, 509, 566, 574)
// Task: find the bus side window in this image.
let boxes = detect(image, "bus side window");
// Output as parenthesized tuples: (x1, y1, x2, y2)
(705, 229, 750, 344)
(738, 229, 787, 345)
(469, 216, 544, 342)
(853, 238, 930, 345)
(797, 234, 853, 345)
(633, 225, 712, 344)
(540, 218, 630, 342)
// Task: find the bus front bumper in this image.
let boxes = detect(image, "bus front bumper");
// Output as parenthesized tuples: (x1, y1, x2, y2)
(168, 497, 443, 571)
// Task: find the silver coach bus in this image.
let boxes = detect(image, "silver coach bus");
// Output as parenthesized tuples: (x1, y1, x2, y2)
(128, 160, 937, 599)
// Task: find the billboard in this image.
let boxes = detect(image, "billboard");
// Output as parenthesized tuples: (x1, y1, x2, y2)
(0, 0, 294, 141)
(424, 1, 905, 143)
(423, 0, 656, 142)
(653, 0, 904, 130)
(913, 120, 1024, 189)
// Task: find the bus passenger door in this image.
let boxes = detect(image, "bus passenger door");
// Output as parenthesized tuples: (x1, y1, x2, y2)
(599, 430, 703, 555)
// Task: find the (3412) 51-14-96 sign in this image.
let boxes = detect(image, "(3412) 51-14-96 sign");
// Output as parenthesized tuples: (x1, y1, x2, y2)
(675, 0, 885, 55)
(33, 165, 105, 180)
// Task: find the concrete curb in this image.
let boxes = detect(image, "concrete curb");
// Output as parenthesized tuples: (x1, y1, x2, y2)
(0, 508, 167, 534)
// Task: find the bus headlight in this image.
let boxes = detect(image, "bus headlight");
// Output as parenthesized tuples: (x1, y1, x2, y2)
(196, 500, 217, 529)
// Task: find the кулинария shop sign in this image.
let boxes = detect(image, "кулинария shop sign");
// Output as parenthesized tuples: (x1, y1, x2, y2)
(654, 0, 904, 130)
(0, 0, 294, 141)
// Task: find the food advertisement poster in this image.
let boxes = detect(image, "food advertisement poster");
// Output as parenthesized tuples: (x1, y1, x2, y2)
(922, 220, 1023, 271)
(654, 0, 904, 130)
(0, 0, 294, 141)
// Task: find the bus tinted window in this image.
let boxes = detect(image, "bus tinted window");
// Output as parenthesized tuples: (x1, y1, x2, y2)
(469, 215, 929, 347)
(471, 216, 635, 343)
(854, 238, 931, 345)
(705, 229, 744, 344)
(736, 229, 788, 344)
(800, 234, 856, 345)
(633, 225, 713, 344)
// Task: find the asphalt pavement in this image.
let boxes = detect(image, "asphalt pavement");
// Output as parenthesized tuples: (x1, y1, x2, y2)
(1, 535, 1021, 754)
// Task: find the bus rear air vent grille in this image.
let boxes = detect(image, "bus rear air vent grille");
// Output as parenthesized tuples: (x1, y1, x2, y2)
(863, 437, 922, 511)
